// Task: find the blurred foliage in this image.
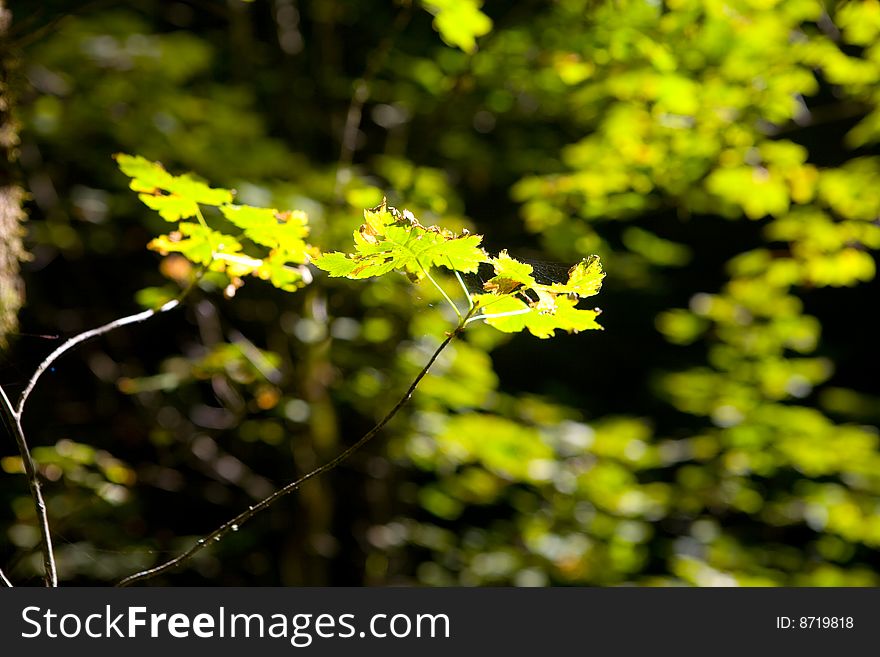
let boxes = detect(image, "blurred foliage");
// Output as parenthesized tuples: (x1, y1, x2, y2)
(1, 0, 879, 587)
(422, 0, 493, 53)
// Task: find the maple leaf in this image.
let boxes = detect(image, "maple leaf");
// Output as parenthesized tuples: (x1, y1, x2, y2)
(314, 207, 489, 279)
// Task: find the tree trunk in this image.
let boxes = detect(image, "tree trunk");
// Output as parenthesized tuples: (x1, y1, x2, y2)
(0, 0, 27, 349)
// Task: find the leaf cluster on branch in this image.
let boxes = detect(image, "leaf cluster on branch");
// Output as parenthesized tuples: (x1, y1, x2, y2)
(315, 200, 605, 337)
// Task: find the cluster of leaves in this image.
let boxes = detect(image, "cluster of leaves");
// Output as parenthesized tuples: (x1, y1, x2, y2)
(315, 202, 605, 337)
(117, 152, 606, 338)
(115, 153, 316, 296)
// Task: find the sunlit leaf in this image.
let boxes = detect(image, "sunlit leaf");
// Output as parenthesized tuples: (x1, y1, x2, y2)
(546, 255, 605, 297)
(314, 206, 489, 278)
(115, 153, 233, 218)
(147, 222, 241, 267)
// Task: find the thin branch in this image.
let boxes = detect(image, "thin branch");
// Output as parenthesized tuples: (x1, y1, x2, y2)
(4, 271, 197, 587)
(117, 307, 476, 586)
(0, 384, 56, 586)
(16, 299, 180, 417)
(0, 566, 12, 587)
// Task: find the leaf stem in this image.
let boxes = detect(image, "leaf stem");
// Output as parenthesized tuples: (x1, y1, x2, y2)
(449, 259, 474, 311)
(193, 205, 218, 264)
(116, 305, 477, 586)
(465, 307, 533, 325)
(418, 259, 462, 321)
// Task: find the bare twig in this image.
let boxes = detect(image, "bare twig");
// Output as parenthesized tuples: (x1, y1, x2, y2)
(16, 299, 180, 417)
(0, 384, 56, 586)
(117, 307, 475, 586)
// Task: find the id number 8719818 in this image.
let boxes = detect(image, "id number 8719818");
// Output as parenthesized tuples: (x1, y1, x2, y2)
(776, 617, 854, 629)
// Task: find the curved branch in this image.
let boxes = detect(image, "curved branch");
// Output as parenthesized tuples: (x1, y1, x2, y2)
(4, 275, 193, 587)
(117, 312, 472, 587)
(16, 299, 180, 417)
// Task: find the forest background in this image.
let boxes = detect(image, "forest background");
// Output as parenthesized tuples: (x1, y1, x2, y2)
(2, 0, 880, 586)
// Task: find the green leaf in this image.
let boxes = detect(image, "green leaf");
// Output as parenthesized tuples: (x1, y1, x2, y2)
(523, 296, 603, 338)
(167, 174, 233, 206)
(546, 254, 606, 297)
(706, 166, 790, 219)
(622, 228, 692, 267)
(472, 251, 604, 337)
(473, 293, 602, 338)
(311, 251, 365, 278)
(255, 251, 311, 292)
(148, 222, 242, 268)
(436, 413, 552, 481)
(314, 206, 489, 279)
(115, 153, 176, 192)
(220, 205, 309, 249)
(483, 250, 538, 293)
(115, 153, 233, 218)
(471, 293, 530, 330)
(139, 193, 200, 222)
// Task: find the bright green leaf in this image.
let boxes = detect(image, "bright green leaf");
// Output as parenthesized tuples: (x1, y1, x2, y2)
(546, 255, 606, 297)
(314, 206, 489, 279)
(139, 193, 200, 222)
(148, 222, 241, 268)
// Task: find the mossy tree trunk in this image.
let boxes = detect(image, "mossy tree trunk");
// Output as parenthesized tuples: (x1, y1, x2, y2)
(0, 0, 27, 349)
